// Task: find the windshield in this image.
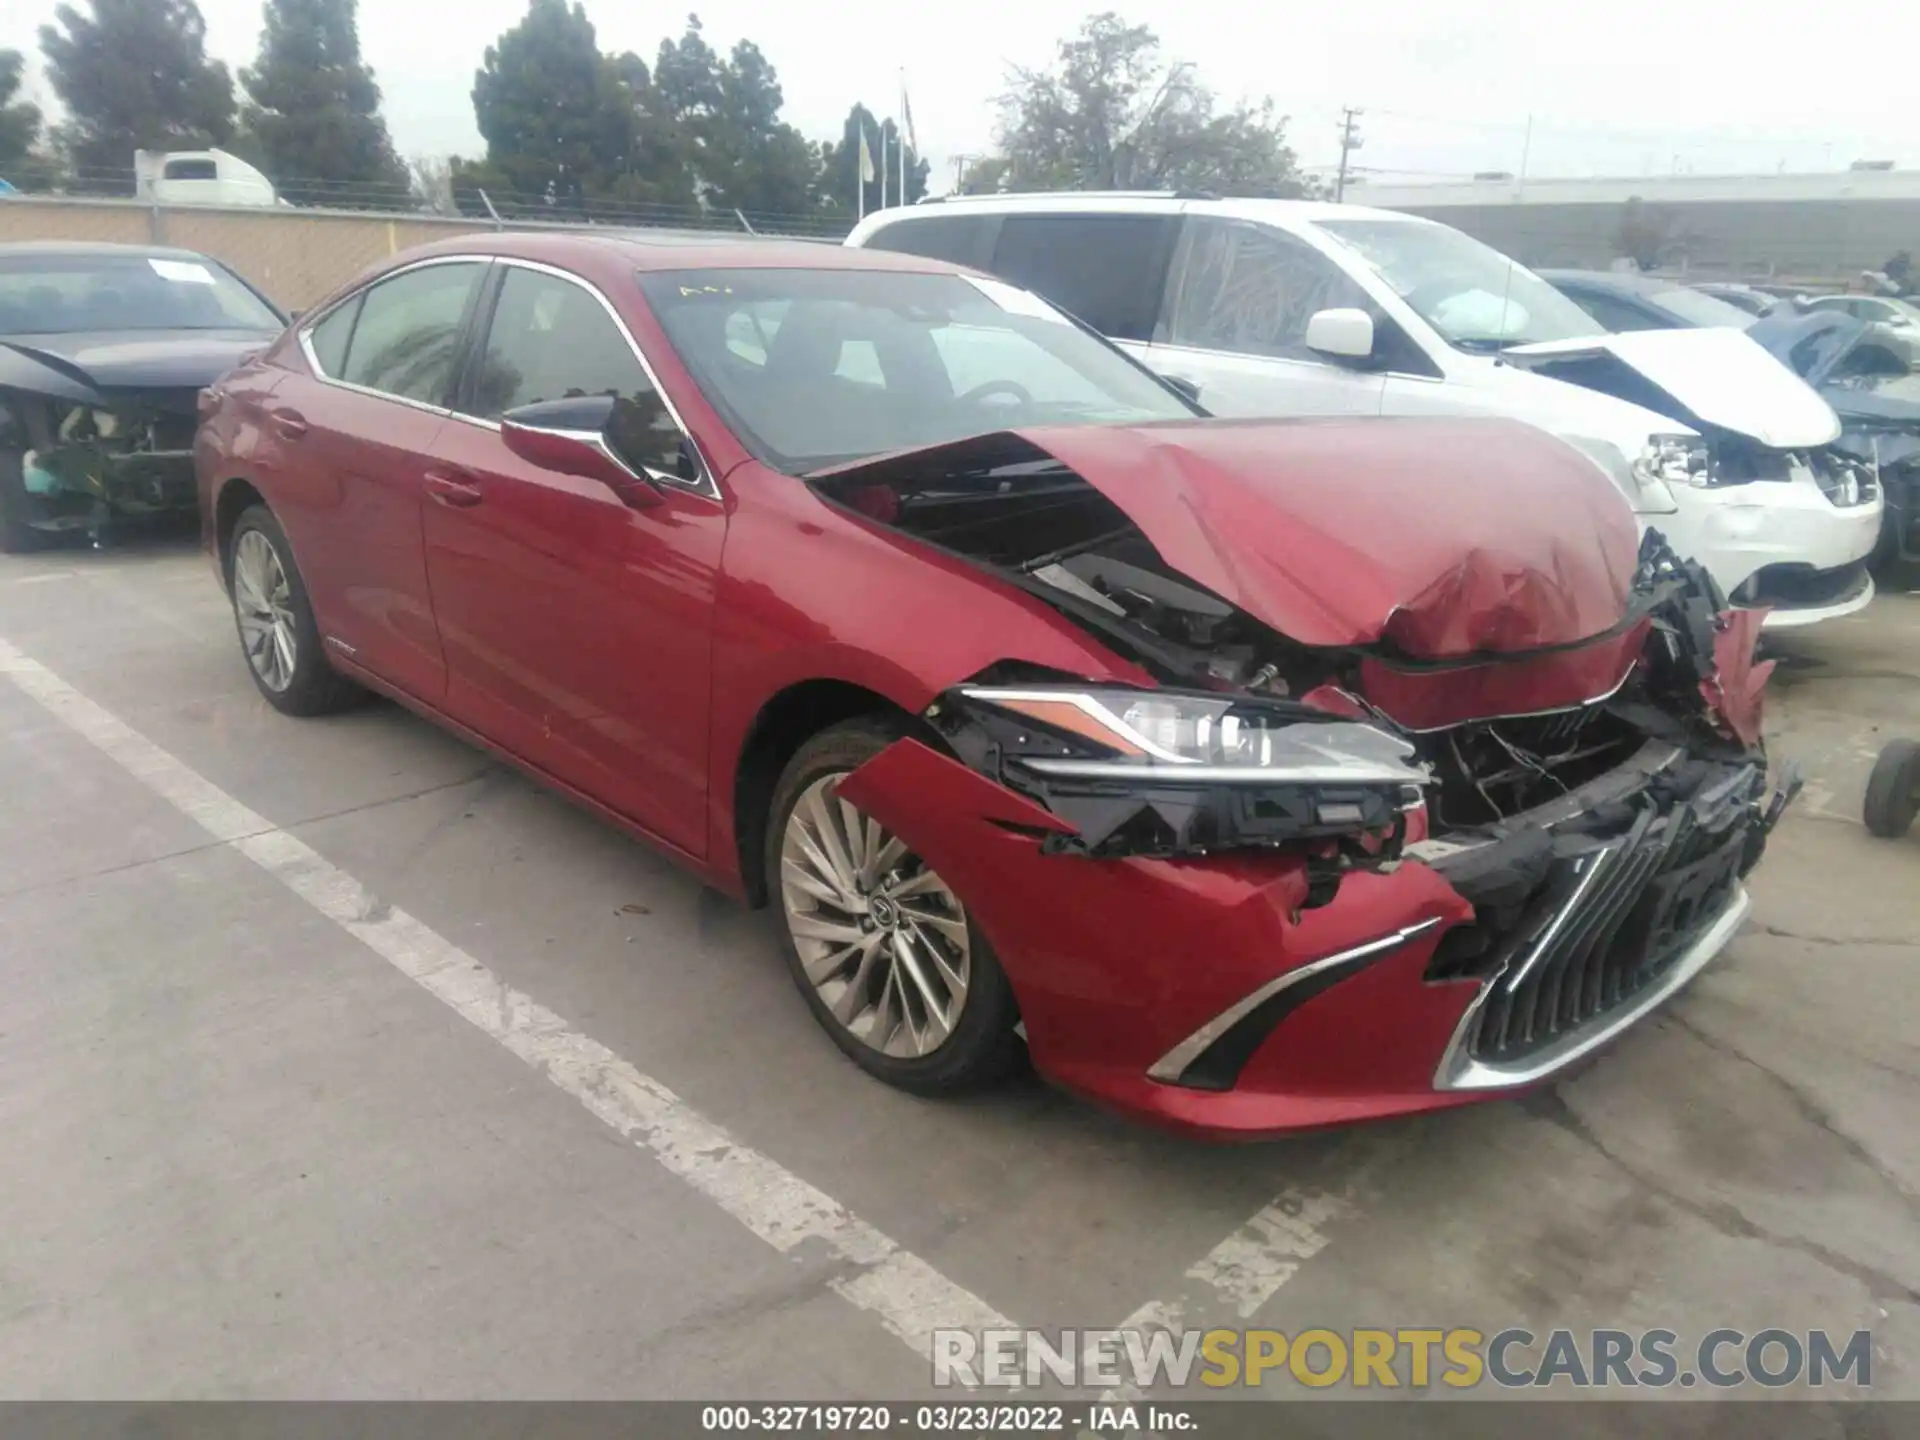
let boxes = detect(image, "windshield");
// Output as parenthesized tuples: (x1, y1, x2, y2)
(0, 252, 284, 335)
(638, 267, 1197, 473)
(1648, 286, 1755, 329)
(1314, 218, 1604, 350)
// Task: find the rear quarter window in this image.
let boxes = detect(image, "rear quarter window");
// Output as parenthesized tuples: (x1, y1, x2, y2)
(862, 214, 997, 270)
(989, 214, 1179, 342)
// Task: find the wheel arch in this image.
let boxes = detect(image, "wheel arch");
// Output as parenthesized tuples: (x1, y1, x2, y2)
(213, 476, 268, 584)
(732, 678, 921, 908)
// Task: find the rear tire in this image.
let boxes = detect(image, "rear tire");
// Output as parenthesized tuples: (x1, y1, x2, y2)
(765, 716, 1022, 1096)
(1863, 739, 1920, 839)
(227, 504, 363, 716)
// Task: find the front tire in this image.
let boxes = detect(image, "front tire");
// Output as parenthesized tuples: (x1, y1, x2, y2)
(227, 504, 363, 716)
(766, 717, 1021, 1095)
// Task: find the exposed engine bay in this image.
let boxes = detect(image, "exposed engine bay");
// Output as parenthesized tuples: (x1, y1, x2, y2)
(816, 434, 1790, 907)
(4, 388, 201, 537)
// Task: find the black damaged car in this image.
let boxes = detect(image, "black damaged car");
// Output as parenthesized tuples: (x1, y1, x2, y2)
(0, 242, 286, 552)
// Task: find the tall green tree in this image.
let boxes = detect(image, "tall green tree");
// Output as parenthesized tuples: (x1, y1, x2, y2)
(819, 105, 928, 216)
(996, 13, 1306, 196)
(239, 0, 408, 203)
(458, 0, 693, 216)
(39, 0, 235, 185)
(652, 15, 825, 219)
(0, 51, 44, 179)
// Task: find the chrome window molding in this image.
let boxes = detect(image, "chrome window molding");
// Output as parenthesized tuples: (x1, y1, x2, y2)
(294, 251, 721, 504)
(1146, 917, 1445, 1084)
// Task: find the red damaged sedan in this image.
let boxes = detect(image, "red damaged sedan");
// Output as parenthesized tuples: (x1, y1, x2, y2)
(196, 235, 1796, 1136)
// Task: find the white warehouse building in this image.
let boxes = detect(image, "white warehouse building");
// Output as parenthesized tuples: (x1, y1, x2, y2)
(1348, 168, 1920, 282)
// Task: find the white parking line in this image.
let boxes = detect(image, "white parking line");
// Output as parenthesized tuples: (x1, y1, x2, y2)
(1100, 1136, 1402, 1401)
(0, 634, 1015, 1368)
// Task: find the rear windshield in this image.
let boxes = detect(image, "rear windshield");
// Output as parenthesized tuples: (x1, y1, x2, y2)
(638, 267, 1196, 473)
(0, 252, 284, 335)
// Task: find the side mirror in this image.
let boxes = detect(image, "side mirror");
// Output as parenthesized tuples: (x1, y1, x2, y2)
(1160, 373, 1203, 405)
(1304, 307, 1376, 361)
(500, 395, 662, 508)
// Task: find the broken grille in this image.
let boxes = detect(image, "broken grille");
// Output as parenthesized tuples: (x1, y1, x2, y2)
(1463, 796, 1749, 1066)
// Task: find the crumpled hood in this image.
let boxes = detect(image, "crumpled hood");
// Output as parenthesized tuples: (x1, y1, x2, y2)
(0, 328, 278, 394)
(1503, 325, 1841, 448)
(830, 417, 1644, 660)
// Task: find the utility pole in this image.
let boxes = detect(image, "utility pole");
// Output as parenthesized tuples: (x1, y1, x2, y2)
(1334, 107, 1364, 202)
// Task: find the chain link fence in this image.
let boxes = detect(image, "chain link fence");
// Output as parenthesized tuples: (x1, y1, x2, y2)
(1, 175, 858, 310)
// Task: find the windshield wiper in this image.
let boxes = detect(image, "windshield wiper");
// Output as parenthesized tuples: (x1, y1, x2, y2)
(1450, 336, 1516, 354)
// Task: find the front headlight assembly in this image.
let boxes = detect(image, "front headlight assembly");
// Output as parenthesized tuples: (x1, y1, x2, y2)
(932, 686, 1431, 891)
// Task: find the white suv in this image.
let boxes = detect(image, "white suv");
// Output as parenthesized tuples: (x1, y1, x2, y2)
(847, 194, 1883, 627)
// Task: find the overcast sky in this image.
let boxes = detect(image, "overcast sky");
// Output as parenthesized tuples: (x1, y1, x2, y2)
(12, 0, 1920, 196)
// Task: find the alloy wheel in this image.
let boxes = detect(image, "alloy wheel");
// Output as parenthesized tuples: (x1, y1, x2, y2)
(232, 528, 298, 693)
(779, 774, 971, 1058)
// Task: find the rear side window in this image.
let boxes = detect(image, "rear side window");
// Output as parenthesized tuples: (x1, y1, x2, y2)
(338, 261, 484, 405)
(305, 295, 360, 376)
(863, 215, 996, 269)
(989, 214, 1177, 341)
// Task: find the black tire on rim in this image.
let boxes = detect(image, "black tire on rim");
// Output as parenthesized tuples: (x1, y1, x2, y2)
(765, 716, 1022, 1095)
(227, 504, 363, 717)
(1863, 739, 1920, 839)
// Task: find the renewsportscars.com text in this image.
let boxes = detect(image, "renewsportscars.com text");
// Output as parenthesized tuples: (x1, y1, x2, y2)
(931, 1327, 1874, 1390)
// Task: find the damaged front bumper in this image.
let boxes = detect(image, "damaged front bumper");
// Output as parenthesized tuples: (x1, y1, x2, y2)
(835, 731, 1800, 1138)
(23, 444, 199, 525)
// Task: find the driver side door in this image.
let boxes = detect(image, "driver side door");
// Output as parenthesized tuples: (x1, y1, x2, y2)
(421, 260, 725, 857)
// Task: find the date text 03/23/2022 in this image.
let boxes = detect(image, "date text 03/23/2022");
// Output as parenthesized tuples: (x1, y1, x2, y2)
(700, 1405, 1190, 1433)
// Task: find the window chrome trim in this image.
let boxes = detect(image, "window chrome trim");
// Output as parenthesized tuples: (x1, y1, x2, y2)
(294, 251, 721, 504)
(1146, 918, 1445, 1084)
(470, 255, 720, 503)
(295, 254, 491, 419)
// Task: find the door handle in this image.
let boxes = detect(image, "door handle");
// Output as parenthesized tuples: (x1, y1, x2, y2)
(423, 469, 484, 507)
(270, 410, 308, 440)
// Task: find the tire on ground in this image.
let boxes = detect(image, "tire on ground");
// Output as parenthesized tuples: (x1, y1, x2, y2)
(227, 503, 365, 717)
(764, 715, 1022, 1095)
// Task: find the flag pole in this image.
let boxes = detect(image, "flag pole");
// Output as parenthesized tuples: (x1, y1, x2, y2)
(899, 69, 909, 202)
(880, 124, 889, 210)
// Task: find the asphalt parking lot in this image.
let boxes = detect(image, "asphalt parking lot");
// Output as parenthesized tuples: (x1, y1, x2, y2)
(1, 533, 1916, 1409)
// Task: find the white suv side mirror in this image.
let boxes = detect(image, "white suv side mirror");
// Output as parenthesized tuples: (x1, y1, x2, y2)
(1304, 308, 1376, 360)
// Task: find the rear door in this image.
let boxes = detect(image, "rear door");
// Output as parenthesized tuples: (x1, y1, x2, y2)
(270, 257, 487, 700)
(1144, 217, 1386, 417)
(421, 260, 724, 856)
(986, 212, 1179, 363)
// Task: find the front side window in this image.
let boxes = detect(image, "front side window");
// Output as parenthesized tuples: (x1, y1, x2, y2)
(1314, 217, 1603, 351)
(639, 267, 1196, 473)
(1166, 220, 1372, 358)
(471, 266, 689, 480)
(337, 261, 483, 405)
